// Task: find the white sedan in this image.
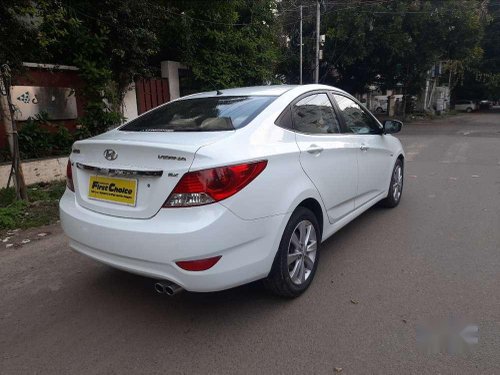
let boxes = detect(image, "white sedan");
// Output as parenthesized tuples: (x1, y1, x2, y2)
(60, 84, 405, 297)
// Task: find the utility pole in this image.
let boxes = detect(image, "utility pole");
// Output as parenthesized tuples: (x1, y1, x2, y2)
(299, 5, 303, 84)
(423, 71, 430, 112)
(315, 0, 320, 83)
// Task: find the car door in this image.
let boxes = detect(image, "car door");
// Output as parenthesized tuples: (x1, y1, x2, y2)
(455, 101, 465, 111)
(291, 92, 358, 223)
(331, 93, 393, 208)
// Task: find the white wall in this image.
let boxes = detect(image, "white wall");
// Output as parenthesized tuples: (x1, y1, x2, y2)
(122, 83, 138, 122)
(161, 61, 186, 101)
(0, 157, 68, 188)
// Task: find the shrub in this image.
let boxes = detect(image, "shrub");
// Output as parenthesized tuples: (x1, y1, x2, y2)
(0, 181, 66, 229)
(18, 118, 52, 159)
(78, 102, 123, 136)
(17, 112, 75, 159)
(0, 200, 27, 229)
(16, 107, 122, 160)
(51, 126, 74, 154)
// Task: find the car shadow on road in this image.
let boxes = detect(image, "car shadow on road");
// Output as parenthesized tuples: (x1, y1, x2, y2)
(79, 203, 390, 321)
(47, 203, 400, 352)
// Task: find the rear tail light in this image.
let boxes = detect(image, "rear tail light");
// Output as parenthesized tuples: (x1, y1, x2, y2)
(164, 160, 267, 207)
(66, 160, 75, 192)
(176, 256, 222, 271)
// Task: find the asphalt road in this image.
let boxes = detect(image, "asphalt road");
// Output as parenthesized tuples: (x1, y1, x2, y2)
(1, 111, 499, 374)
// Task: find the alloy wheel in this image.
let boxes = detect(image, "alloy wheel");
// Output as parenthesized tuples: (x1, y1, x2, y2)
(287, 220, 317, 285)
(392, 165, 403, 202)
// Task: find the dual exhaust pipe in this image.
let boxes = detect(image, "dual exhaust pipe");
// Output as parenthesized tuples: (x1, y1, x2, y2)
(154, 280, 183, 296)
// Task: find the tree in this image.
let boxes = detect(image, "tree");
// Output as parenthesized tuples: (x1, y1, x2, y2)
(481, 2, 500, 98)
(0, 1, 40, 71)
(158, 0, 281, 90)
(454, 1, 500, 100)
(278, 0, 485, 99)
(37, 0, 165, 134)
(0, 0, 37, 199)
(6, 0, 283, 134)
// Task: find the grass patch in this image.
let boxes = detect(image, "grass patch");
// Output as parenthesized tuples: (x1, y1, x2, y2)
(0, 181, 66, 230)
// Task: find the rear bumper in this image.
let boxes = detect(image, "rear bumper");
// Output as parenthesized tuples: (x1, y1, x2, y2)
(59, 190, 285, 292)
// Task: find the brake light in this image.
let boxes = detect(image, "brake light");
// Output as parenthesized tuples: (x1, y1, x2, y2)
(66, 160, 74, 192)
(176, 256, 222, 271)
(164, 160, 267, 207)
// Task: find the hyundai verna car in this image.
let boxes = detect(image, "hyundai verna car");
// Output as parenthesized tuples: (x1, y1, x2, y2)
(60, 84, 405, 297)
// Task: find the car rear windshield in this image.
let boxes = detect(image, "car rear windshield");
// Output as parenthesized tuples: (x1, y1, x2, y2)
(120, 96, 277, 132)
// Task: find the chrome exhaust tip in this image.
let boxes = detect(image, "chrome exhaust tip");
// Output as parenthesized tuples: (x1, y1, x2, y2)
(154, 282, 166, 294)
(164, 283, 183, 296)
(154, 281, 183, 296)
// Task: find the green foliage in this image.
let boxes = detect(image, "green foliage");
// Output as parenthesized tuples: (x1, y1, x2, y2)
(18, 113, 74, 159)
(78, 102, 124, 136)
(3, 0, 497, 131)
(0, 201, 28, 229)
(454, 2, 500, 100)
(279, 0, 485, 96)
(0, 187, 17, 207)
(0, 181, 66, 229)
(37, 1, 119, 135)
(27, 181, 66, 201)
(0, 1, 39, 71)
(52, 126, 74, 153)
(18, 120, 51, 159)
(159, 0, 281, 90)
(35, 0, 164, 135)
(73, 125, 92, 141)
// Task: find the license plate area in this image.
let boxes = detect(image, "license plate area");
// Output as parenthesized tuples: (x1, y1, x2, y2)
(88, 175, 138, 206)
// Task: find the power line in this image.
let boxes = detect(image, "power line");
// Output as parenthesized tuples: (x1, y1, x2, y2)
(280, 0, 393, 27)
(162, 0, 393, 28)
(165, 8, 257, 27)
(65, 0, 499, 30)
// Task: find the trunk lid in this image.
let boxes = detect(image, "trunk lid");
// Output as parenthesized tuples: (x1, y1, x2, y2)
(71, 130, 233, 218)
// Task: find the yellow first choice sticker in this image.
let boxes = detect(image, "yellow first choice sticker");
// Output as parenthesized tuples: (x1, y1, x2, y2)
(88, 175, 138, 206)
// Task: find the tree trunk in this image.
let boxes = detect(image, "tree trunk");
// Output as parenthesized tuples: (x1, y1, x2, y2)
(0, 87, 28, 200)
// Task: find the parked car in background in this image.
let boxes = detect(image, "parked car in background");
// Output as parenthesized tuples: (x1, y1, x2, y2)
(479, 100, 492, 110)
(454, 100, 477, 112)
(60, 84, 405, 298)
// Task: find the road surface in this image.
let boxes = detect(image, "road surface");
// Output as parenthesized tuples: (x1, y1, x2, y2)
(1, 111, 499, 374)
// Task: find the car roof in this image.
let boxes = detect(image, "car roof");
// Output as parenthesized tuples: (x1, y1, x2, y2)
(178, 84, 350, 100)
(183, 85, 296, 98)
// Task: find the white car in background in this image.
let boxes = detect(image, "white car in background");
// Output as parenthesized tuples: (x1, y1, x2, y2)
(454, 99, 477, 112)
(371, 94, 404, 113)
(60, 84, 405, 297)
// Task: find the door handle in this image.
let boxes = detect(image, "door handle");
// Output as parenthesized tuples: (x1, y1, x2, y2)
(307, 145, 324, 155)
(360, 144, 369, 151)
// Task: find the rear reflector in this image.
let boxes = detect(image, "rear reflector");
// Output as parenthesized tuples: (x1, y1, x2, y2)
(176, 256, 222, 271)
(66, 160, 74, 192)
(164, 160, 267, 207)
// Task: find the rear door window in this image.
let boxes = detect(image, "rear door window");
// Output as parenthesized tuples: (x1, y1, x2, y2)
(121, 96, 276, 132)
(291, 93, 341, 134)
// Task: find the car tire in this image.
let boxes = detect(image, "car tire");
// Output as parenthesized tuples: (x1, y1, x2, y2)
(264, 207, 321, 298)
(376, 107, 383, 113)
(381, 158, 404, 208)
(466, 107, 472, 113)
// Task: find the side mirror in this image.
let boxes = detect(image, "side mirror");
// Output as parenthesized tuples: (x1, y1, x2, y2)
(383, 119, 403, 134)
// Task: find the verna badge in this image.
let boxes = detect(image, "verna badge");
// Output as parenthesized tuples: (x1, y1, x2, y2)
(103, 149, 118, 161)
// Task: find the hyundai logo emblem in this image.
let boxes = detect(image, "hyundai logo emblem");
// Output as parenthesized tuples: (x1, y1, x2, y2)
(103, 149, 118, 161)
